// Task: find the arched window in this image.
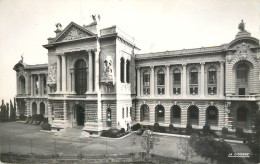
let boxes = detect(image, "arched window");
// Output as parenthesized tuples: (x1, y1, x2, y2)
(206, 106, 218, 126)
(126, 60, 130, 83)
(236, 63, 249, 95)
(32, 102, 37, 115)
(173, 69, 181, 95)
(237, 107, 247, 121)
(155, 105, 165, 122)
(171, 105, 181, 123)
(157, 69, 165, 94)
(75, 59, 87, 95)
(187, 105, 199, 125)
(140, 104, 149, 121)
(208, 67, 217, 95)
(189, 67, 198, 95)
(19, 76, 26, 95)
(143, 71, 150, 95)
(120, 58, 125, 83)
(236, 64, 248, 83)
(40, 102, 45, 115)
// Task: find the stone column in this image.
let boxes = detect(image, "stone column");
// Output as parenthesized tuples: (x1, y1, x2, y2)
(165, 65, 170, 96)
(200, 62, 205, 97)
(150, 66, 155, 96)
(63, 100, 67, 120)
(16, 74, 19, 95)
(124, 59, 127, 83)
(56, 55, 61, 93)
(26, 76, 29, 95)
(88, 51, 93, 92)
(37, 102, 40, 114)
(37, 74, 40, 96)
(30, 75, 33, 96)
(137, 67, 141, 97)
(182, 64, 187, 96)
(94, 50, 100, 92)
(70, 69, 75, 93)
(61, 54, 67, 93)
(39, 74, 42, 96)
(219, 61, 225, 97)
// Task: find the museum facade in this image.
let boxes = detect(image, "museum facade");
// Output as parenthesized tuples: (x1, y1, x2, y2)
(14, 20, 260, 133)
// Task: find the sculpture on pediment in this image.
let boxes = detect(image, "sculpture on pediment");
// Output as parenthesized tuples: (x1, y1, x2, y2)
(55, 23, 62, 30)
(63, 27, 87, 41)
(19, 55, 24, 63)
(238, 20, 245, 31)
(101, 56, 115, 84)
(47, 63, 57, 85)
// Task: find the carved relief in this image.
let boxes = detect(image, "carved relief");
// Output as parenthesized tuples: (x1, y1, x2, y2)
(63, 27, 87, 41)
(47, 63, 57, 85)
(101, 56, 115, 85)
(236, 42, 250, 60)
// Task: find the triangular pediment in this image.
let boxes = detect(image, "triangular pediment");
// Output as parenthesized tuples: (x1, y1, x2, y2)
(54, 22, 96, 42)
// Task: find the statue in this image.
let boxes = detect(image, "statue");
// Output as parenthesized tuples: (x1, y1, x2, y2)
(101, 56, 114, 84)
(238, 20, 245, 31)
(91, 14, 101, 22)
(55, 23, 62, 30)
(19, 54, 24, 63)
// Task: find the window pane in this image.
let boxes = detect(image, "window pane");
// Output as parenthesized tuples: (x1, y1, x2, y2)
(158, 73, 165, 85)
(208, 71, 216, 84)
(190, 72, 198, 84)
(173, 73, 181, 85)
(143, 73, 150, 86)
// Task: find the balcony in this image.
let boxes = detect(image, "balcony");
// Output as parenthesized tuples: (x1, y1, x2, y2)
(226, 95, 256, 101)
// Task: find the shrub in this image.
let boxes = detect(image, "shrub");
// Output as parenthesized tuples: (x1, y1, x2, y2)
(120, 128, 125, 133)
(154, 123, 160, 132)
(235, 127, 244, 138)
(37, 114, 44, 122)
(43, 118, 48, 123)
(178, 128, 183, 134)
(131, 123, 141, 131)
(202, 124, 211, 136)
(19, 114, 26, 121)
(169, 124, 174, 133)
(136, 128, 144, 135)
(186, 124, 193, 135)
(41, 123, 51, 131)
(101, 128, 120, 138)
(159, 126, 166, 133)
(222, 127, 228, 137)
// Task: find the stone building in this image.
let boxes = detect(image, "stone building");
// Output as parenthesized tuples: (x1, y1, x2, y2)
(14, 20, 260, 133)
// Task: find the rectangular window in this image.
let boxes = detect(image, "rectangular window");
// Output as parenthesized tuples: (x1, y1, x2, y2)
(173, 88, 181, 94)
(190, 87, 198, 95)
(143, 88, 150, 94)
(126, 108, 128, 118)
(173, 73, 181, 85)
(122, 108, 124, 119)
(143, 74, 150, 86)
(239, 88, 245, 95)
(190, 72, 198, 84)
(208, 87, 217, 95)
(158, 88, 165, 95)
(208, 71, 217, 84)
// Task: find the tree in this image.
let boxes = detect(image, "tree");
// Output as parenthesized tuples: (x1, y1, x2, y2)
(141, 130, 159, 160)
(10, 99, 16, 121)
(177, 136, 196, 161)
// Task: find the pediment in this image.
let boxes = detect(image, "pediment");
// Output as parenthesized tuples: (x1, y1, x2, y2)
(54, 22, 96, 42)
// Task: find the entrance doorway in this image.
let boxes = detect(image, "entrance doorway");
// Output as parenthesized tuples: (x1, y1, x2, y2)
(74, 105, 85, 126)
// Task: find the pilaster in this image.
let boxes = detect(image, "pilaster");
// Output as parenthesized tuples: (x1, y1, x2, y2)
(182, 64, 187, 97)
(219, 61, 225, 97)
(137, 67, 141, 97)
(88, 51, 93, 93)
(56, 55, 61, 93)
(61, 54, 67, 93)
(200, 62, 205, 97)
(150, 66, 155, 97)
(165, 65, 170, 96)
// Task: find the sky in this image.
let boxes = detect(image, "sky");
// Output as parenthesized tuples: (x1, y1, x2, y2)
(0, 0, 260, 102)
